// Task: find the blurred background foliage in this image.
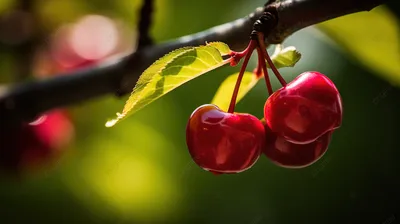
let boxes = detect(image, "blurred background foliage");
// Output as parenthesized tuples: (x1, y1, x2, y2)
(0, 0, 399, 223)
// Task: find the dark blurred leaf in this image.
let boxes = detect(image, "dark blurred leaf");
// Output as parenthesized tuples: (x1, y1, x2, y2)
(318, 6, 400, 86)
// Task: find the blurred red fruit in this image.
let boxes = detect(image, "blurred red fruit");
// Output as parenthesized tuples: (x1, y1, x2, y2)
(0, 110, 74, 175)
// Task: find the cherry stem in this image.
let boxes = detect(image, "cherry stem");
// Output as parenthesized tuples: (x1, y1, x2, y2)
(228, 40, 256, 66)
(256, 46, 273, 95)
(227, 40, 257, 114)
(231, 41, 253, 58)
(257, 32, 287, 86)
(254, 60, 262, 78)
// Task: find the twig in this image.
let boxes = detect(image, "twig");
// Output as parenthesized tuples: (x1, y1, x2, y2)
(15, 0, 39, 81)
(0, 0, 38, 81)
(137, 0, 154, 48)
(0, 0, 385, 126)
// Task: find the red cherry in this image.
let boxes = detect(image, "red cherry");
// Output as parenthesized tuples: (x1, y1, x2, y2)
(186, 104, 265, 174)
(264, 71, 342, 144)
(0, 110, 74, 174)
(261, 120, 332, 168)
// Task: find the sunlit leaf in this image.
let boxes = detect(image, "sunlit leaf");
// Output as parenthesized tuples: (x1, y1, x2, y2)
(269, 46, 302, 69)
(135, 47, 194, 87)
(206, 42, 231, 56)
(318, 6, 400, 85)
(211, 72, 258, 111)
(106, 45, 230, 127)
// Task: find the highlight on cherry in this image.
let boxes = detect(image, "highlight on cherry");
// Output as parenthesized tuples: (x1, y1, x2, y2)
(106, 11, 343, 175)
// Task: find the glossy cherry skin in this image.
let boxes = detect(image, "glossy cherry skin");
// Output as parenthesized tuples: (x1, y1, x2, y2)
(261, 120, 332, 168)
(0, 111, 74, 174)
(264, 71, 342, 144)
(186, 104, 265, 174)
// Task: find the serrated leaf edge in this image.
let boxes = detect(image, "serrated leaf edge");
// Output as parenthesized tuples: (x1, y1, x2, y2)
(106, 45, 228, 127)
(268, 46, 302, 68)
(106, 47, 195, 127)
(206, 41, 231, 56)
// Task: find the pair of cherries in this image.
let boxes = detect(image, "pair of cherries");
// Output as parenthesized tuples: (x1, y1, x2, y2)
(186, 33, 343, 174)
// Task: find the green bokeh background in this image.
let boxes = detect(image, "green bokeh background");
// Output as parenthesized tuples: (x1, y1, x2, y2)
(0, 0, 399, 223)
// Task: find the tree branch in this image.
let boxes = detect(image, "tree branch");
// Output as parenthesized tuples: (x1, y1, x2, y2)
(265, 0, 386, 43)
(0, 0, 385, 126)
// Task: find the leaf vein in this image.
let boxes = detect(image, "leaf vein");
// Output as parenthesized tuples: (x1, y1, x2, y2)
(197, 48, 220, 63)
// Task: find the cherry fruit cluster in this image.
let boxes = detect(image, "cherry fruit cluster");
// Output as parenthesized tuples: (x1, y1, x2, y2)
(186, 32, 342, 174)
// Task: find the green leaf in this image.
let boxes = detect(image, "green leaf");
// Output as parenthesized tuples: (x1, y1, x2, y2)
(106, 45, 229, 127)
(206, 42, 231, 56)
(268, 45, 302, 69)
(211, 71, 258, 111)
(317, 6, 400, 85)
(135, 47, 195, 87)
